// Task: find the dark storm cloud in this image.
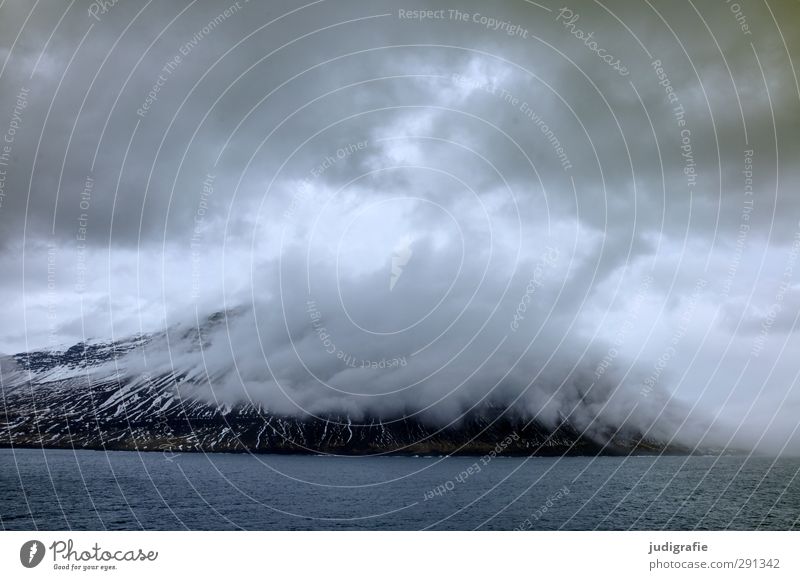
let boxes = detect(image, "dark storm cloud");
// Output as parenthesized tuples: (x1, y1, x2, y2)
(1, 0, 799, 452)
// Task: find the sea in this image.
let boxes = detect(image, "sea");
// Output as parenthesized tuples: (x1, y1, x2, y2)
(1, 448, 798, 530)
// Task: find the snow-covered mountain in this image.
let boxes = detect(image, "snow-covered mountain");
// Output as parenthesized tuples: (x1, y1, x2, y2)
(0, 310, 688, 456)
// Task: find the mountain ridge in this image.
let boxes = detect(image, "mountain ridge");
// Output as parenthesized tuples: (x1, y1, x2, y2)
(0, 311, 696, 457)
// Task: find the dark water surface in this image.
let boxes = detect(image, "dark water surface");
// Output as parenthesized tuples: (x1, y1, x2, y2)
(1, 448, 798, 530)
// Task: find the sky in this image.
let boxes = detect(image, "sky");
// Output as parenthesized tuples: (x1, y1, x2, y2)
(0, 0, 799, 451)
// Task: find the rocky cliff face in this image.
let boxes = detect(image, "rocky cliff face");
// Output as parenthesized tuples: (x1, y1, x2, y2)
(0, 314, 684, 456)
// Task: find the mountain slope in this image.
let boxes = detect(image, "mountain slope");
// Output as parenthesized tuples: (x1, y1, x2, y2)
(0, 313, 690, 456)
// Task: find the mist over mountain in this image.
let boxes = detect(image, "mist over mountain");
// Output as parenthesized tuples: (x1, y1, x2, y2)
(1, 0, 799, 457)
(1, 306, 734, 456)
